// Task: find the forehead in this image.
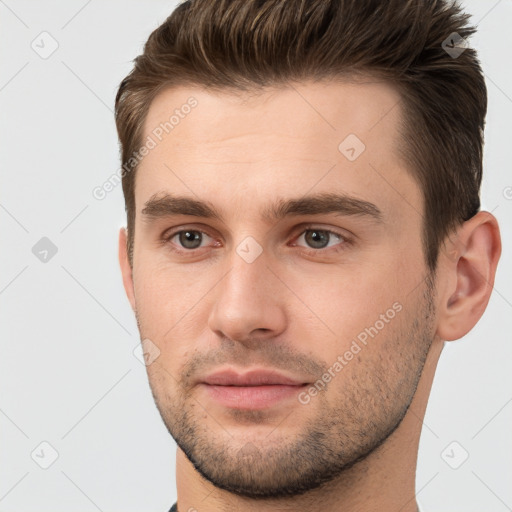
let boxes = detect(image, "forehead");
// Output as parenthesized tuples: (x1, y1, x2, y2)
(143, 78, 403, 149)
(135, 78, 421, 227)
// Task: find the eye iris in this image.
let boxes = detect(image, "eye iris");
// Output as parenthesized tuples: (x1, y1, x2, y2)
(179, 230, 202, 249)
(305, 230, 329, 249)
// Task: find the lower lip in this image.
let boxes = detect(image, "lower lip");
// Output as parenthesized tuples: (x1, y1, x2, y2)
(200, 383, 307, 409)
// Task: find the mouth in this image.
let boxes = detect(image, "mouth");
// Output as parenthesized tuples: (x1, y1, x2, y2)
(199, 368, 310, 410)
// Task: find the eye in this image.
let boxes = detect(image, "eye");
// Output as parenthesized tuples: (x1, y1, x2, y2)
(161, 224, 352, 257)
(292, 226, 351, 254)
(163, 229, 216, 253)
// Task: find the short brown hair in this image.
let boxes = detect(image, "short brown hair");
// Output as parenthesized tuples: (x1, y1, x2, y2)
(115, 0, 487, 271)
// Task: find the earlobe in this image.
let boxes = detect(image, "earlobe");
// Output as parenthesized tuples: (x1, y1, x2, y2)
(118, 226, 136, 312)
(436, 211, 501, 341)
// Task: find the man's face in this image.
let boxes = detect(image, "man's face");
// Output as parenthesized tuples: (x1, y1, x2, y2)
(125, 79, 437, 497)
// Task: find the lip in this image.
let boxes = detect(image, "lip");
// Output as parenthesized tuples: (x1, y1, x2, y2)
(199, 368, 309, 410)
(202, 369, 306, 386)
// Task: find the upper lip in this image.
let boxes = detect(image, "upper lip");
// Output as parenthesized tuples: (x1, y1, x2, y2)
(202, 369, 307, 386)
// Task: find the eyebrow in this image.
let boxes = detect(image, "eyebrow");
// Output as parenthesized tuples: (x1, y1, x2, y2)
(141, 192, 383, 224)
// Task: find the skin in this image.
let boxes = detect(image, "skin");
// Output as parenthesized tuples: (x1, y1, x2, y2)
(118, 78, 501, 512)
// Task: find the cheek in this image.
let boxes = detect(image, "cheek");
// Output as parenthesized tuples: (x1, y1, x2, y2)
(287, 264, 403, 329)
(132, 263, 215, 354)
(134, 257, 188, 302)
(133, 269, 169, 318)
(285, 258, 418, 370)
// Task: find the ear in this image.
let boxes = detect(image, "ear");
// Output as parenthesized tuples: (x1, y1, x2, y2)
(436, 211, 501, 341)
(118, 226, 136, 312)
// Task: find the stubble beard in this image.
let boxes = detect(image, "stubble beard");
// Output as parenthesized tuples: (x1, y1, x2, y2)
(141, 274, 436, 499)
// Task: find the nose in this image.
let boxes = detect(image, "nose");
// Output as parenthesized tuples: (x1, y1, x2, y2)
(207, 246, 287, 345)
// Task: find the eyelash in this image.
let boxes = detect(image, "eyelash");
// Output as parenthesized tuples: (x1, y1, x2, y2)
(161, 224, 353, 257)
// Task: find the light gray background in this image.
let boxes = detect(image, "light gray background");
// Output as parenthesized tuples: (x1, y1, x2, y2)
(0, 1, 510, 511)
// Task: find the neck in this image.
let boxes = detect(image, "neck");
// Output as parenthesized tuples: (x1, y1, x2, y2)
(175, 339, 443, 512)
